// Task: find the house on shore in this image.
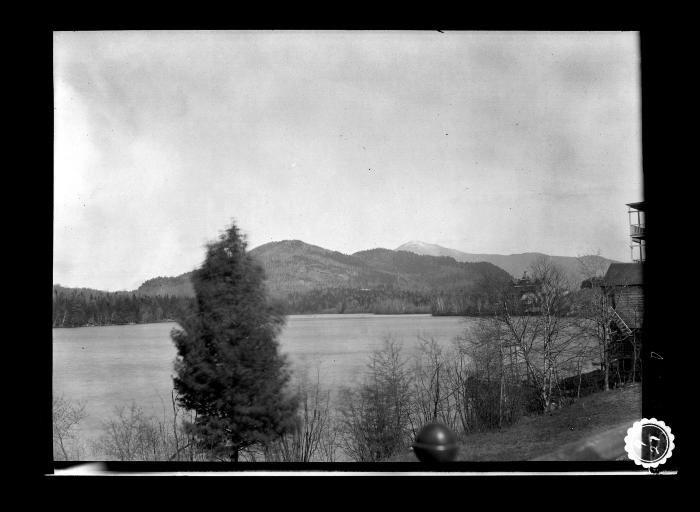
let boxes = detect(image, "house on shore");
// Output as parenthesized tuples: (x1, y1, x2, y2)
(512, 271, 542, 314)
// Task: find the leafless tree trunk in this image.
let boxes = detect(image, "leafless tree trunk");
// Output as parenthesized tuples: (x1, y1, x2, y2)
(53, 394, 87, 460)
(577, 359, 582, 399)
(171, 390, 180, 459)
(337, 337, 413, 462)
(493, 256, 586, 414)
(576, 253, 615, 391)
(448, 336, 475, 434)
(268, 366, 333, 462)
(409, 337, 458, 433)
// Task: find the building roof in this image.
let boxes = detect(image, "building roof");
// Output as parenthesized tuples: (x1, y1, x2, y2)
(626, 201, 645, 211)
(603, 263, 643, 286)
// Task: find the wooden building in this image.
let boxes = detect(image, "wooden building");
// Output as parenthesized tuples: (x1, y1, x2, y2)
(603, 263, 644, 331)
(512, 271, 541, 314)
(601, 262, 643, 384)
(599, 200, 645, 384)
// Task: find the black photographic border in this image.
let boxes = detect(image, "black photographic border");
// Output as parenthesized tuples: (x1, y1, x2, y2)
(40, 23, 680, 480)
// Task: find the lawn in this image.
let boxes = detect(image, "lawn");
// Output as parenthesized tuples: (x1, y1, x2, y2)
(395, 383, 641, 461)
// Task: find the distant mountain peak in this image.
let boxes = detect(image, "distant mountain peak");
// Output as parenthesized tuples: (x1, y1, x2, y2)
(397, 240, 438, 249)
(395, 241, 450, 257)
(396, 241, 617, 283)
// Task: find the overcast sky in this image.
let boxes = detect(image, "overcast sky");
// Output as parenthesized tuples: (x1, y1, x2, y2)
(54, 31, 642, 291)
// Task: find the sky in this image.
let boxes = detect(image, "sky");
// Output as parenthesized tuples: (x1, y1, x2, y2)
(54, 31, 642, 292)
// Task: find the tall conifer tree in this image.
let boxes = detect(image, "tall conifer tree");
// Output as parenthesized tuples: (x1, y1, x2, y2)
(171, 222, 296, 461)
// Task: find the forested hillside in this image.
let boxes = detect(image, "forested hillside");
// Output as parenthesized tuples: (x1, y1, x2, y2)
(137, 273, 194, 297)
(248, 240, 398, 295)
(352, 248, 512, 291)
(53, 240, 517, 325)
(52, 285, 192, 328)
(249, 240, 512, 294)
(283, 287, 432, 314)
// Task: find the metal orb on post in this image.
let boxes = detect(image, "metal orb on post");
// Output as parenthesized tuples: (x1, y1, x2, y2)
(412, 422, 458, 462)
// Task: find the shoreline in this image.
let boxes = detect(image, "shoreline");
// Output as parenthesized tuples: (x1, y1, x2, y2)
(52, 312, 448, 328)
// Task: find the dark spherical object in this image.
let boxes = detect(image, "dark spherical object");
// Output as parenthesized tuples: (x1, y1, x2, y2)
(412, 422, 459, 462)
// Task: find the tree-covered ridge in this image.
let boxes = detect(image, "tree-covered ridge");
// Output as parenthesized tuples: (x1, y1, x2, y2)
(52, 240, 516, 326)
(250, 240, 513, 296)
(52, 285, 192, 328)
(351, 248, 513, 291)
(52, 284, 507, 326)
(248, 239, 398, 295)
(281, 286, 509, 316)
(137, 273, 194, 297)
(282, 287, 432, 314)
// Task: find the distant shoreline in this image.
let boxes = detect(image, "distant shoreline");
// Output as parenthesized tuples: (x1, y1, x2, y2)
(50, 312, 457, 329)
(52, 319, 179, 329)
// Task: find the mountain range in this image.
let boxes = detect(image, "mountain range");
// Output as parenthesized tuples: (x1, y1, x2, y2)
(136, 240, 514, 299)
(54, 241, 619, 322)
(131, 240, 616, 299)
(396, 241, 616, 284)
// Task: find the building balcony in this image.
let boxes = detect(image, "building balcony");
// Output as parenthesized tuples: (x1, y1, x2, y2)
(631, 243, 645, 263)
(630, 224, 645, 239)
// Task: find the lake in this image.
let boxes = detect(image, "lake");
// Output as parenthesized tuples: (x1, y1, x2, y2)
(53, 314, 474, 454)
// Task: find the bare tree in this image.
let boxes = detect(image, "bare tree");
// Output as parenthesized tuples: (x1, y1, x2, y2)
(318, 411, 340, 462)
(447, 318, 527, 433)
(165, 391, 203, 461)
(53, 394, 87, 460)
(337, 337, 413, 462)
(493, 295, 545, 408)
(263, 366, 334, 462)
(409, 337, 459, 434)
(494, 256, 587, 413)
(93, 399, 209, 461)
(447, 334, 478, 434)
(93, 403, 158, 461)
(576, 253, 615, 391)
(475, 318, 522, 428)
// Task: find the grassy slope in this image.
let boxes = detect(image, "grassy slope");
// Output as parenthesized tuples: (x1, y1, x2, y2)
(395, 384, 641, 462)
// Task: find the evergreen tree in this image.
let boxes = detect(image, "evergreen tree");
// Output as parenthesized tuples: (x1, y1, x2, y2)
(171, 222, 297, 461)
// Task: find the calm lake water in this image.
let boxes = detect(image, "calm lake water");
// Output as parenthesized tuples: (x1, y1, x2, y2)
(53, 314, 473, 451)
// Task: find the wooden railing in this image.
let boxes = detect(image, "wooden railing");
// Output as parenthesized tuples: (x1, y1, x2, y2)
(630, 224, 645, 237)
